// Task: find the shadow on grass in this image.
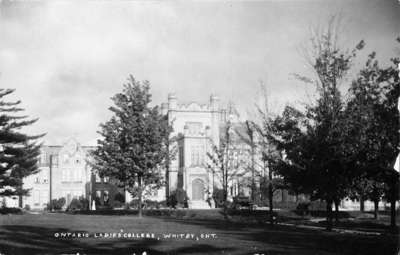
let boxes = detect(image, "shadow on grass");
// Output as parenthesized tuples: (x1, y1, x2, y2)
(0, 225, 234, 255)
(155, 217, 399, 255)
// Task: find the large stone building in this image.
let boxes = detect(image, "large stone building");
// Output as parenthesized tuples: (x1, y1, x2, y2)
(161, 94, 229, 208)
(16, 94, 250, 210)
(3, 93, 382, 211)
(0, 94, 274, 210)
(22, 139, 94, 209)
(19, 138, 129, 210)
(161, 94, 261, 208)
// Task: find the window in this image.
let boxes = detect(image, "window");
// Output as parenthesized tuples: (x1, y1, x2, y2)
(34, 177, 40, 183)
(75, 156, 83, 165)
(74, 169, 81, 181)
(72, 190, 81, 199)
(62, 168, 67, 181)
(63, 154, 69, 164)
(51, 155, 59, 167)
(39, 169, 48, 184)
(33, 190, 40, 205)
(95, 173, 101, 183)
(67, 169, 72, 181)
(103, 177, 109, 183)
(103, 190, 109, 205)
(40, 191, 48, 205)
(40, 153, 47, 166)
(191, 145, 204, 166)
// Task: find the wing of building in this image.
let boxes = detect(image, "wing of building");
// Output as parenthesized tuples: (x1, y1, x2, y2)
(2, 93, 383, 211)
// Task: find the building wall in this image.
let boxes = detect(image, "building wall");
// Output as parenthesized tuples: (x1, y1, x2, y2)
(22, 138, 94, 210)
(162, 94, 227, 204)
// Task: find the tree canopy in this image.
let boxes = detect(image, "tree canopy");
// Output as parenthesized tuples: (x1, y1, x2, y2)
(0, 88, 43, 206)
(91, 75, 171, 216)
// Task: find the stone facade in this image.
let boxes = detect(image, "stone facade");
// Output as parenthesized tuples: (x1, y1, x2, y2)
(4, 93, 383, 211)
(22, 138, 94, 209)
(162, 94, 255, 208)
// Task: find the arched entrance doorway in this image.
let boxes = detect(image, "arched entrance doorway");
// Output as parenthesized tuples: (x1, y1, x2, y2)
(192, 178, 204, 201)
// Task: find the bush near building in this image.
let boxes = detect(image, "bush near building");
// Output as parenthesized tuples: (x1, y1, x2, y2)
(67, 197, 89, 211)
(167, 188, 188, 208)
(46, 198, 66, 211)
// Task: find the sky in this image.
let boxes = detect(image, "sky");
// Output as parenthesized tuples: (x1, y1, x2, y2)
(0, 0, 399, 145)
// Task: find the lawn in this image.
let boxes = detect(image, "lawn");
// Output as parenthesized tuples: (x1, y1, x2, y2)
(0, 210, 398, 255)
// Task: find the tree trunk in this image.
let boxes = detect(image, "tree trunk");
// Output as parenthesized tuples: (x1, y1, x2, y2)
(334, 199, 339, 223)
(138, 175, 143, 218)
(165, 140, 170, 202)
(251, 144, 255, 204)
(124, 183, 130, 209)
(373, 199, 379, 220)
(268, 168, 274, 225)
(359, 196, 365, 212)
(16, 183, 23, 208)
(390, 198, 396, 229)
(326, 200, 333, 231)
(18, 194, 23, 208)
(389, 174, 398, 230)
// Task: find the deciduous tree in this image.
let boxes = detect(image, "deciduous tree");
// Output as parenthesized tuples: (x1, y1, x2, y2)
(91, 75, 170, 217)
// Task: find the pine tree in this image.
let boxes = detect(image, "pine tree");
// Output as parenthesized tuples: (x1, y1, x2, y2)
(0, 88, 42, 207)
(91, 75, 170, 217)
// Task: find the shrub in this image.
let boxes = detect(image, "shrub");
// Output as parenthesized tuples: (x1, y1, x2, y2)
(113, 200, 124, 208)
(47, 197, 66, 210)
(68, 197, 89, 211)
(175, 209, 187, 218)
(68, 198, 83, 211)
(114, 193, 125, 204)
(213, 189, 225, 208)
(145, 199, 159, 209)
(158, 200, 167, 208)
(167, 192, 178, 208)
(168, 189, 188, 208)
(0, 207, 23, 214)
(80, 197, 89, 210)
(176, 188, 188, 204)
(295, 202, 310, 216)
(129, 199, 146, 209)
(94, 196, 101, 206)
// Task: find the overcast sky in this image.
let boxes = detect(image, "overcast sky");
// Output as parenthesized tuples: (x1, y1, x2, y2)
(0, 0, 398, 145)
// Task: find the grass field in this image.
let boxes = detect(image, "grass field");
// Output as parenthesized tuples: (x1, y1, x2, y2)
(0, 210, 398, 255)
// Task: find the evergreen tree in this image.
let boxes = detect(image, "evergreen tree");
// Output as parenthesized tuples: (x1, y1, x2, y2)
(0, 88, 42, 207)
(91, 75, 170, 217)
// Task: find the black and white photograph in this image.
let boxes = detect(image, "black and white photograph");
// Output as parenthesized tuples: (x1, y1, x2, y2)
(0, 0, 399, 254)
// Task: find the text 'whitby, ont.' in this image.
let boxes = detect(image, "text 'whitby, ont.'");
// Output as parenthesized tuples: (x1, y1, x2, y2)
(53, 231, 217, 241)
